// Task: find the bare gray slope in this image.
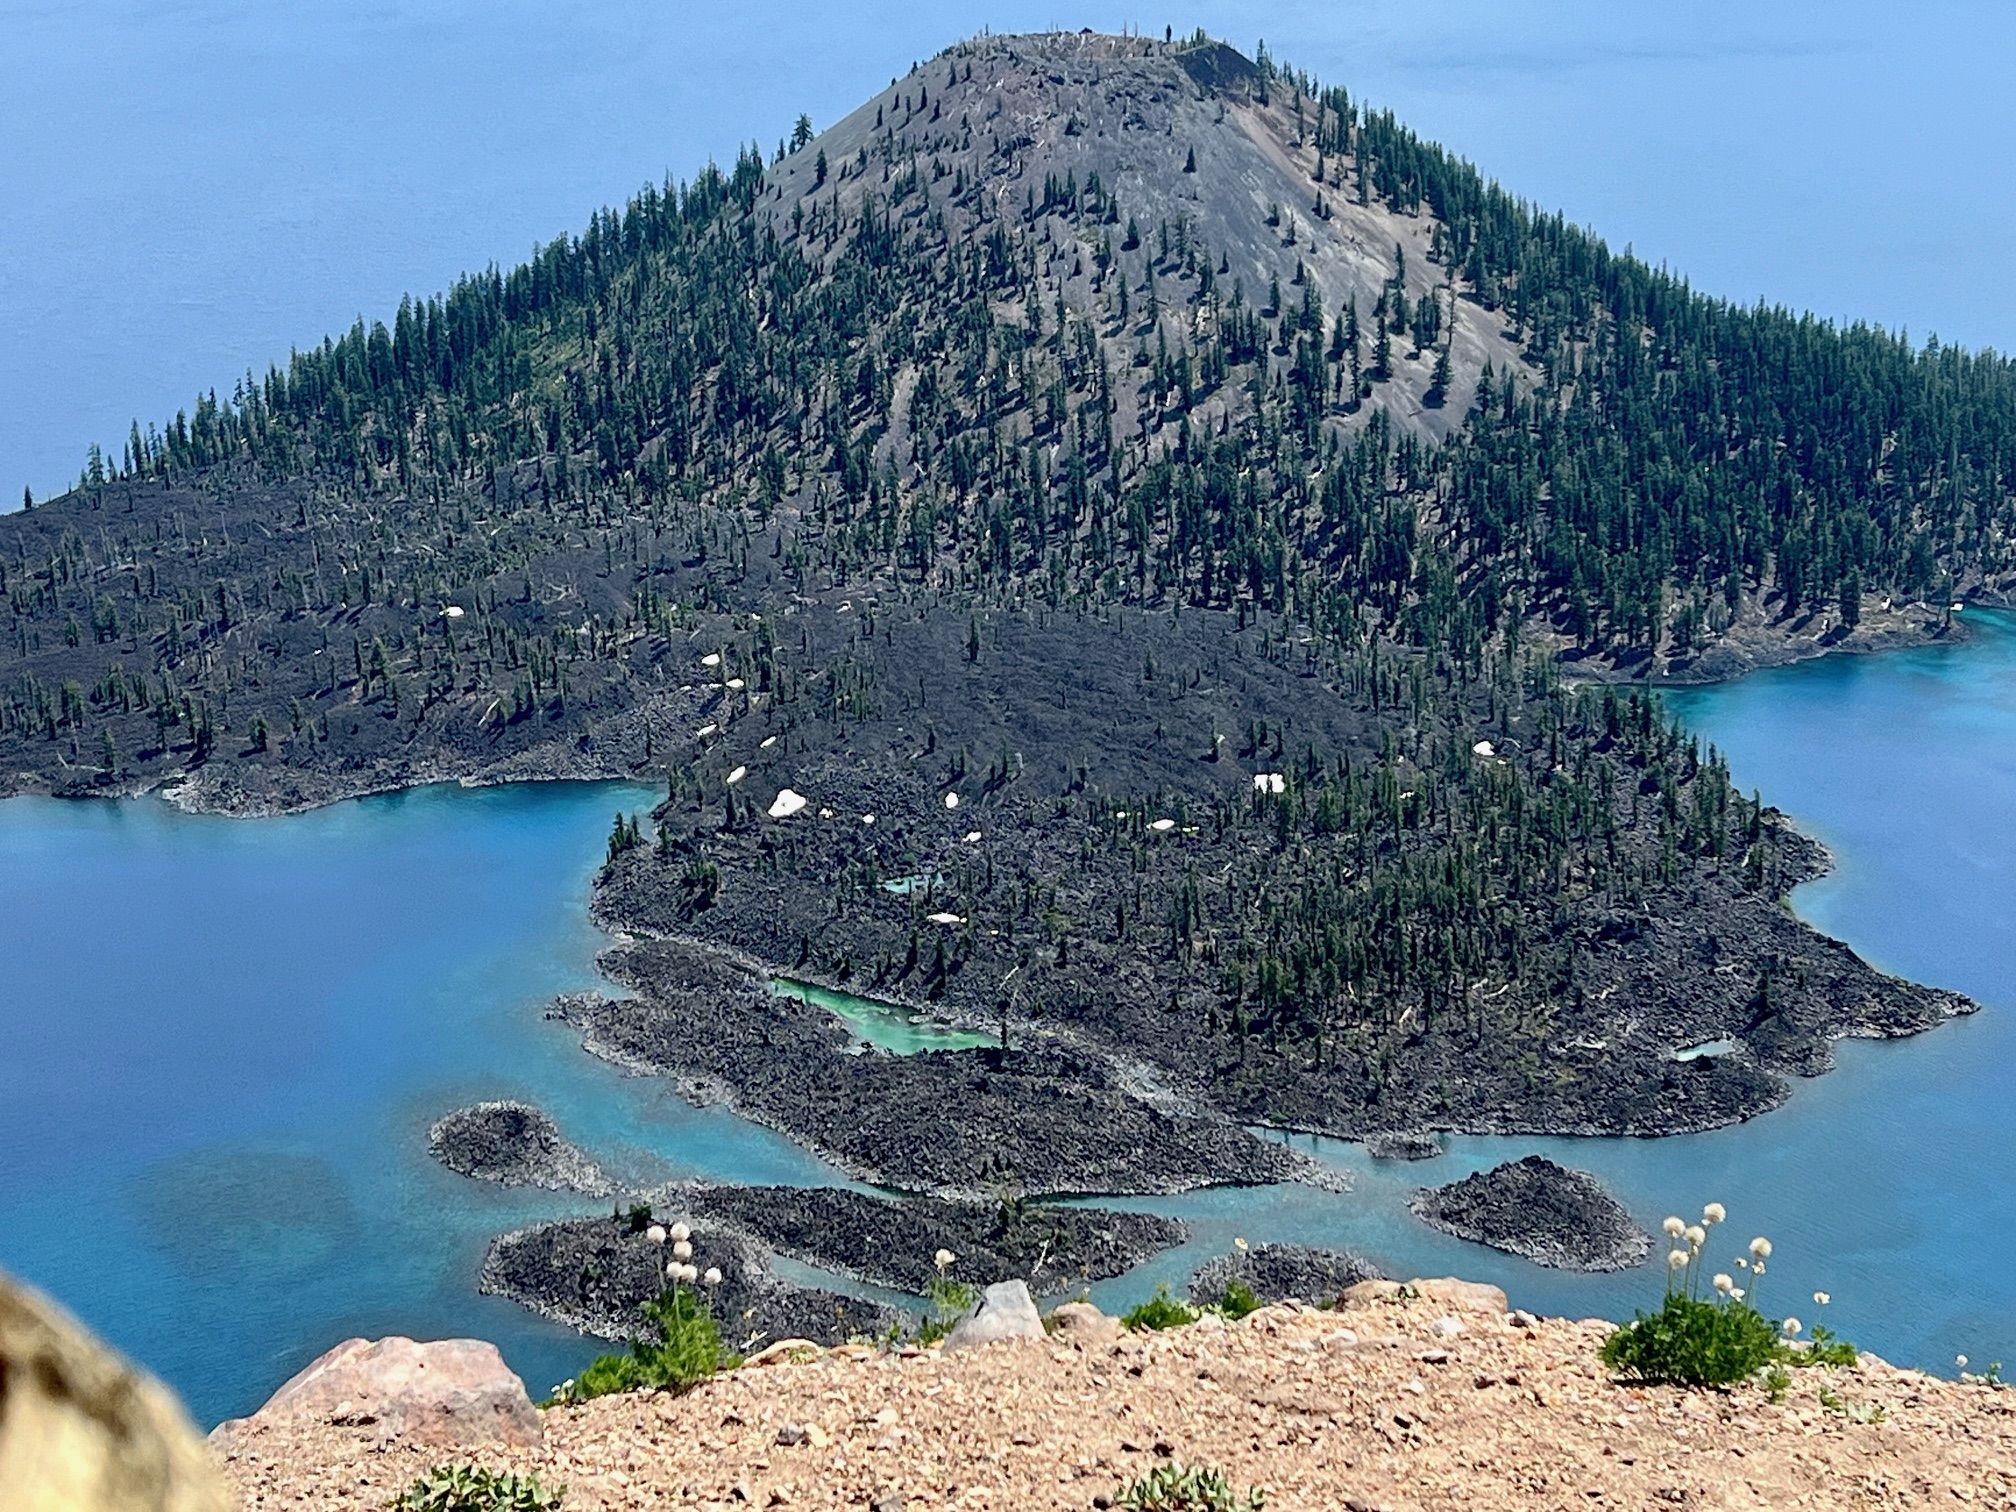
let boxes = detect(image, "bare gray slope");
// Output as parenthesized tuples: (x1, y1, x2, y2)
(756, 32, 1528, 444)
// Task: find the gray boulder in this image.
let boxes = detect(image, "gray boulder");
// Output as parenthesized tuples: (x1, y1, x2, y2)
(943, 1280, 1046, 1350)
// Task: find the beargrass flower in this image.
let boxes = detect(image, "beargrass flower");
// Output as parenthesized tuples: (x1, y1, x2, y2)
(703, 1267, 723, 1287)
(1668, 1249, 1689, 1270)
(1813, 1291, 1830, 1307)
(1686, 1225, 1706, 1249)
(1703, 1203, 1726, 1226)
(669, 1222, 691, 1243)
(934, 1248, 956, 1272)
(1750, 1236, 1772, 1260)
(673, 1239, 694, 1262)
(1713, 1273, 1735, 1296)
(645, 1224, 667, 1246)
(1663, 1216, 1686, 1238)
(1958, 1354, 1969, 1369)
(1783, 1318, 1802, 1336)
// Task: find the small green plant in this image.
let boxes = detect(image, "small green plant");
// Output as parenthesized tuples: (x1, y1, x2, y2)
(1602, 1203, 1821, 1388)
(1116, 1461, 1264, 1511)
(1123, 1284, 1201, 1332)
(915, 1247, 976, 1346)
(550, 1223, 734, 1404)
(1956, 1353, 2004, 1388)
(391, 1464, 563, 1512)
(1817, 1384, 1886, 1423)
(1763, 1364, 1791, 1403)
(1212, 1279, 1261, 1321)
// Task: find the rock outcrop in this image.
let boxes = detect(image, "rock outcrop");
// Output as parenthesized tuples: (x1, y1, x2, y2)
(0, 1271, 228, 1512)
(210, 1337, 541, 1452)
(1409, 1156, 1651, 1271)
(428, 1101, 610, 1195)
(1188, 1243, 1384, 1307)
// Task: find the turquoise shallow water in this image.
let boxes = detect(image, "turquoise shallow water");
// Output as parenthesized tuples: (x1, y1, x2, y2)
(3, 616, 2013, 1422)
(0, 781, 844, 1425)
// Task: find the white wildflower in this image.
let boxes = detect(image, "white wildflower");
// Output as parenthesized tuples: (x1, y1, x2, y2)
(1663, 1216, 1686, 1238)
(1958, 1354, 1969, 1369)
(1813, 1291, 1830, 1307)
(1783, 1318, 1802, 1337)
(703, 1267, 723, 1287)
(1713, 1273, 1734, 1296)
(1233, 1236, 1250, 1253)
(1703, 1203, 1726, 1226)
(1685, 1225, 1706, 1249)
(669, 1222, 691, 1243)
(645, 1224, 668, 1246)
(673, 1239, 694, 1262)
(1749, 1236, 1772, 1261)
(934, 1248, 956, 1272)
(1668, 1249, 1689, 1270)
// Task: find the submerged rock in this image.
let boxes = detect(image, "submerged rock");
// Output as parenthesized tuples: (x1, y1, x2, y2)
(1409, 1156, 1650, 1272)
(210, 1337, 540, 1451)
(1188, 1244, 1384, 1308)
(428, 1100, 609, 1195)
(0, 1271, 227, 1512)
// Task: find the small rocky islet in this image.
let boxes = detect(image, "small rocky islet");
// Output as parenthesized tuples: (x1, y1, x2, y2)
(426, 1101, 610, 1196)
(1409, 1156, 1652, 1272)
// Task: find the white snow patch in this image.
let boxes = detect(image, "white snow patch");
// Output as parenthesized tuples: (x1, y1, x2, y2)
(726, 766, 747, 785)
(1472, 740, 1496, 758)
(726, 677, 746, 690)
(760, 736, 778, 749)
(1150, 818, 1176, 832)
(962, 830, 982, 843)
(943, 792, 960, 809)
(696, 723, 719, 738)
(441, 605, 465, 619)
(1253, 773, 1286, 794)
(767, 789, 808, 819)
(702, 653, 721, 667)
(926, 912, 965, 926)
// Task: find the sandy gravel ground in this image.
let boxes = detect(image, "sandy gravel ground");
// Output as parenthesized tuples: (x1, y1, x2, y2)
(216, 1287, 2016, 1511)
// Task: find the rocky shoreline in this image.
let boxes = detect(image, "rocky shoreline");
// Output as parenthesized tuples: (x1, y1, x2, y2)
(427, 1102, 610, 1195)
(1409, 1156, 1651, 1272)
(669, 1183, 1187, 1298)
(558, 937, 1305, 1200)
(1187, 1243, 1384, 1307)
(480, 1215, 906, 1356)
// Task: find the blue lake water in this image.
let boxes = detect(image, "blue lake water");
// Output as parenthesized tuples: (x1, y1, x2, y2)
(0, 780, 846, 1425)
(4, 616, 2014, 1425)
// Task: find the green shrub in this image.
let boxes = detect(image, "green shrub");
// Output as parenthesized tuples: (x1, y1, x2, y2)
(1604, 1202, 1857, 1388)
(1122, 1285, 1200, 1332)
(915, 1269, 977, 1346)
(391, 1464, 562, 1511)
(1116, 1461, 1264, 1511)
(1600, 1293, 1784, 1386)
(553, 1285, 733, 1404)
(1212, 1279, 1261, 1321)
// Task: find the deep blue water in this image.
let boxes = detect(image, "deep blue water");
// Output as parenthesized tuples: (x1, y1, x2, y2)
(10, 0, 2016, 501)
(0, 780, 845, 1425)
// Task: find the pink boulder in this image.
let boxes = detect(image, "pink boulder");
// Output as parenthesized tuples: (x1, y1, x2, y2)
(211, 1337, 541, 1450)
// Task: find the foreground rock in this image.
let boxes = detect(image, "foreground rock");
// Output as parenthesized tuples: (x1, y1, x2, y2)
(675, 1183, 1184, 1296)
(943, 1280, 1046, 1351)
(1409, 1156, 1651, 1271)
(216, 1283, 2016, 1511)
(1188, 1243, 1383, 1307)
(428, 1100, 609, 1195)
(1363, 1129, 1443, 1161)
(211, 1337, 541, 1452)
(0, 1271, 227, 1512)
(481, 1215, 904, 1354)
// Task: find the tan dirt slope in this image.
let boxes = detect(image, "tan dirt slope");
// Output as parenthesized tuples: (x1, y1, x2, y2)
(215, 1283, 2016, 1512)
